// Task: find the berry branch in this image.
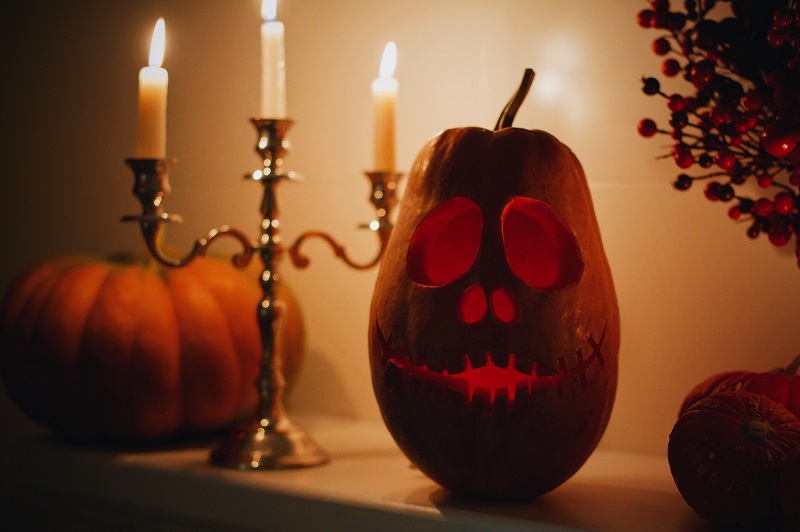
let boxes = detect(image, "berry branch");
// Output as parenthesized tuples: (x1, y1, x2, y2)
(637, 0, 800, 266)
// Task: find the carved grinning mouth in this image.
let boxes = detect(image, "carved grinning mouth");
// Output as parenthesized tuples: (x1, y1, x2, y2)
(375, 324, 606, 407)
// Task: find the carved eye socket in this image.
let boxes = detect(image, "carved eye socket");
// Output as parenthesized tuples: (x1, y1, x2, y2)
(501, 196, 584, 292)
(407, 196, 483, 287)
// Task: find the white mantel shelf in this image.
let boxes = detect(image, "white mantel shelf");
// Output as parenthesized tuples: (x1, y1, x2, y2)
(5, 415, 711, 531)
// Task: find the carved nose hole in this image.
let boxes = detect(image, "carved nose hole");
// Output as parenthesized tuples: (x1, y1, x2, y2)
(491, 287, 519, 324)
(458, 284, 487, 324)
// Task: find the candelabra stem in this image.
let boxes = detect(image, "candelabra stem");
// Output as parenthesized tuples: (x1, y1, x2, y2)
(209, 118, 328, 469)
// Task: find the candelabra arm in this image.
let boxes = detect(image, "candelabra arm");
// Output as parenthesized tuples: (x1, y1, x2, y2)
(289, 226, 389, 270)
(122, 158, 257, 269)
(288, 170, 402, 271)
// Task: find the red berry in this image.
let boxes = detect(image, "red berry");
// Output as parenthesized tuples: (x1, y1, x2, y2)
(774, 9, 793, 29)
(642, 77, 661, 95)
(638, 118, 658, 137)
(698, 153, 713, 167)
(767, 29, 787, 48)
(716, 184, 734, 202)
(691, 61, 715, 89)
(683, 96, 699, 112)
(710, 107, 731, 128)
(674, 174, 692, 190)
(668, 12, 686, 31)
(653, 37, 671, 55)
(747, 225, 760, 239)
(753, 198, 774, 217)
(673, 146, 694, 168)
(729, 167, 745, 185)
(757, 174, 773, 188)
(704, 181, 721, 201)
(728, 206, 742, 219)
(667, 94, 686, 112)
(743, 90, 764, 111)
(774, 192, 795, 215)
(766, 70, 788, 88)
(761, 122, 799, 157)
(715, 151, 736, 170)
(637, 9, 655, 28)
(662, 58, 681, 77)
(650, 0, 669, 11)
(670, 111, 689, 129)
(652, 11, 669, 28)
(769, 226, 792, 247)
(772, 86, 794, 109)
(734, 118, 749, 133)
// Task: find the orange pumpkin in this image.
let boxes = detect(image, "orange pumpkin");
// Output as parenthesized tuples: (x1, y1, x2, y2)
(0, 253, 303, 443)
(368, 71, 619, 499)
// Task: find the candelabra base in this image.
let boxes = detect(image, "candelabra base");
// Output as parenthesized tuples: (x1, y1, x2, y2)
(209, 416, 329, 470)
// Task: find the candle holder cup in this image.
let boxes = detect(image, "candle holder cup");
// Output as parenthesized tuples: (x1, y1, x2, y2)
(122, 117, 401, 469)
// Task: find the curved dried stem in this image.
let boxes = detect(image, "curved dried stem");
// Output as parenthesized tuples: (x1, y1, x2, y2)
(494, 68, 535, 130)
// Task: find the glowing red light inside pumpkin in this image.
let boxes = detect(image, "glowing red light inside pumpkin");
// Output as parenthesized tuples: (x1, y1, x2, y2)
(408, 195, 582, 293)
(502, 197, 584, 291)
(407, 196, 483, 286)
(458, 284, 487, 324)
(491, 287, 519, 324)
(377, 325, 607, 407)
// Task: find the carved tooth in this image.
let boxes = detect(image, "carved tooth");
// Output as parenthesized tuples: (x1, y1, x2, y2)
(505, 385, 516, 412)
(384, 361, 402, 392)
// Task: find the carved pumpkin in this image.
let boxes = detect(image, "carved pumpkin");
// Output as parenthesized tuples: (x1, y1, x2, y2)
(368, 70, 620, 499)
(0, 252, 303, 443)
(668, 391, 800, 527)
(678, 355, 800, 419)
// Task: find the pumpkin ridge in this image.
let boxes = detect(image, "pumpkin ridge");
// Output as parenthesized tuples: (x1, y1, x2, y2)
(38, 261, 112, 433)
(168, 263, 242, 430)
(124, 265, 183, 439)
(2, 257, 101, 429)
(186, 257, 262, 414)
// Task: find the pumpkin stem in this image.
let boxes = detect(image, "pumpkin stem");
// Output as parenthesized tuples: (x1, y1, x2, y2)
(494, 68, 535, 131)
(770, 353, 800, 375)
(742, 420, 773, 441)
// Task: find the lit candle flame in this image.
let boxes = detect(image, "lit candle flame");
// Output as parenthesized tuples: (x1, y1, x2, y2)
(148, 18, 166, 68)
(379, 41, 397, 78)
(262, 0, 277, 22)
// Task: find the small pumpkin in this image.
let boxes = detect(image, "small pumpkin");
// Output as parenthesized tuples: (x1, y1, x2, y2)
(668, 391, 800, 527)
(678, 354, 800, 418)
(0, 252, 303, 443)
(779, 446, 800, 527)
(368, 70, 620, 499)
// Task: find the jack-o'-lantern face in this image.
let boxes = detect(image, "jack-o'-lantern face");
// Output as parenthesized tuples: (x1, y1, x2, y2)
(368, 124, 620, 500)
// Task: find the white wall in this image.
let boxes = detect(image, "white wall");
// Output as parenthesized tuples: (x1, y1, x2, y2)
(2, 0, 799, 460)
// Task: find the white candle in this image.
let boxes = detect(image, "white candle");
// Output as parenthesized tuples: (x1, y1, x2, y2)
(136, 18, 168, 159)
(372, 42, 398, 172)
(260, 0, 287, 118)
